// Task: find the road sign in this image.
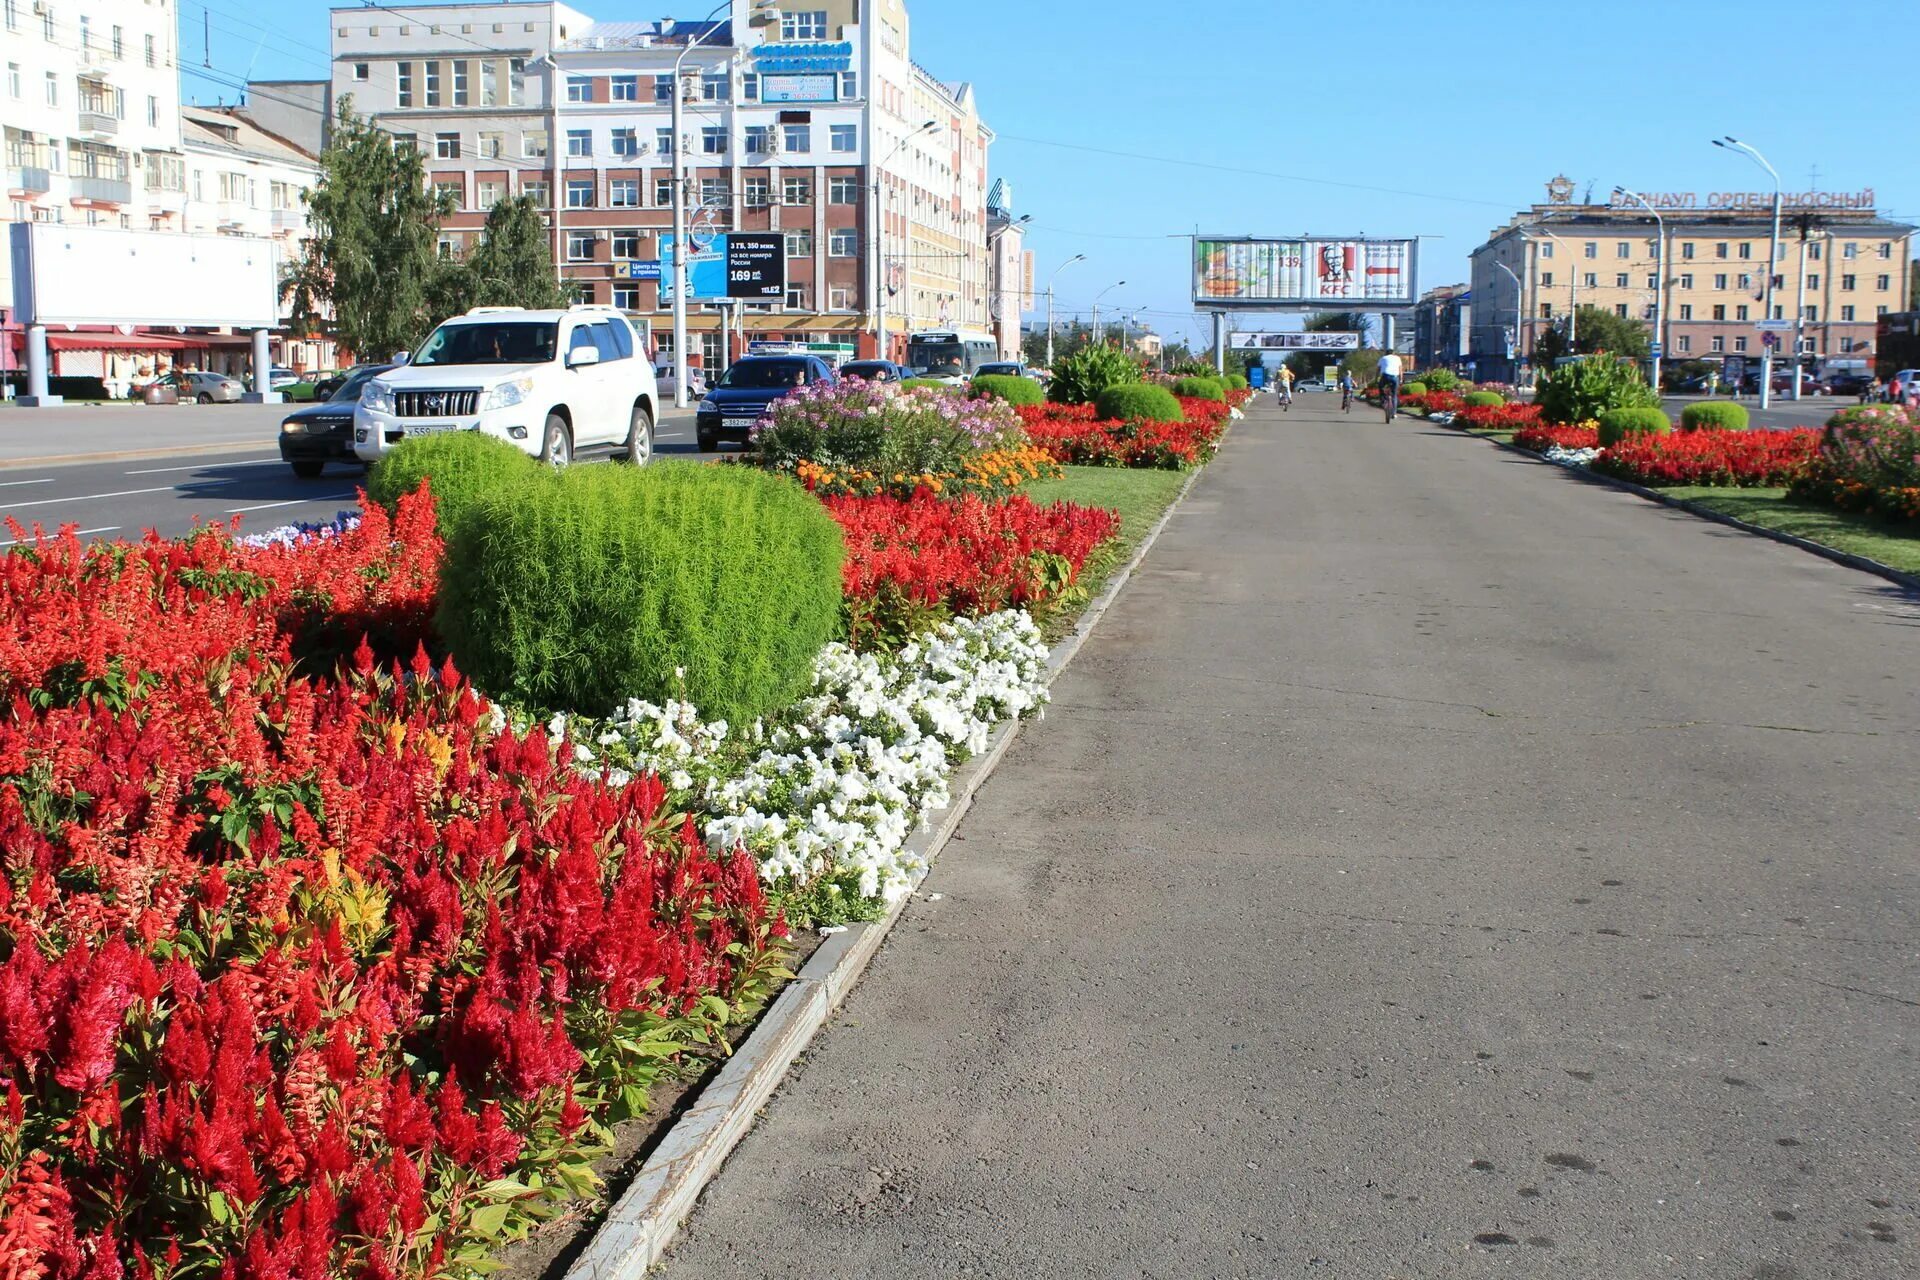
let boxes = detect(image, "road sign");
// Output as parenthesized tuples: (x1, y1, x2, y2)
(1762, 332, 1781, 349)
(621, 260, 662, 281)
(1648, 341, 1663, 358)
(1754, 318, 1794, 332)
(724, 233, 786, 300)
(1229, 331, 1361, 351)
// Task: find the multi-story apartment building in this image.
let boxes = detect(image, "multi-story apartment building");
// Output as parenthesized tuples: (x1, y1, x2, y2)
(1412, 283, 1470, 373)
(986, 182, 1032, 360)
(1469, 176, 1915, 381)
(322, 0, 996, 368)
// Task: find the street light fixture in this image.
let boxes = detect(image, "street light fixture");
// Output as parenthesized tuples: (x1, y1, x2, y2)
(1090, 279, 1126, 346)
(872, 119, 941, 363)
(1713, 136, 1784, 408)
(1491, 259, 1526, 378)
(1045, 254, 1086, 367)
(1613, 185, 1667, 395)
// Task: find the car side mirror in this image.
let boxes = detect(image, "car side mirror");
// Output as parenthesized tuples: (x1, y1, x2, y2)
(568, 346, 602, 369)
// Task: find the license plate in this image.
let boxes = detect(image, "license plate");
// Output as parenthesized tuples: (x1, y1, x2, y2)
(403, 423, 458, 437)
(724, 417, 757, 431)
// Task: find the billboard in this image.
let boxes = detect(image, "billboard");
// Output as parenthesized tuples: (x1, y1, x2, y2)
(723, 233, 786, 300)
(1229, 332, 1361, 351)
(1193, 237, 1417, 308)
(10, 222, 278, 328)
(761, 73, 838, 103)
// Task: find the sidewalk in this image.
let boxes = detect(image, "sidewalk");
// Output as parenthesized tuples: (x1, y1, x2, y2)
(654, 396, 1920, 1276)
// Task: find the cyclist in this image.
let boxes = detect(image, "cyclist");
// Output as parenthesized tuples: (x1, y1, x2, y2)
(1378, 351, 1403, 421)
(1338, 368, 1356, 413)
(1277, 363, 1295, 409)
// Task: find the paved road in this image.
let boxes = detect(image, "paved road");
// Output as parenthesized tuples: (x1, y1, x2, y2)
(1660, 395, 1849, 429)
(0, 408, 700, 542)
(658, 396, 1919, 1277)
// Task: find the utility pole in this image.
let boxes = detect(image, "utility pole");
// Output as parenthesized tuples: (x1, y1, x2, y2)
(1044, 254, 1085, 367)
(1714, 137, 1783, 409)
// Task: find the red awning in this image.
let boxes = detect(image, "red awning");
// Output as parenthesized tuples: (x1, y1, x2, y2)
(42, 333, 202, 352)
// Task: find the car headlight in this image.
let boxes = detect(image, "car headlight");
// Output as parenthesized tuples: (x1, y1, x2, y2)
(361, 379, 395, 414)
(280, 419, 306, 435)
(697, 398, 718, 414)
(482, 377, 535, 412)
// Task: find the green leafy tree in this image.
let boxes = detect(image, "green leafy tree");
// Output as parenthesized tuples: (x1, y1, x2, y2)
(283, 99, 456, 360)
(1569, 305, 1650, 359)
(454, 194, 571, 312)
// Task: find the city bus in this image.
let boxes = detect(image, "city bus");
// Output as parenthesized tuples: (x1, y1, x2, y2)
(906, 329, 999, 384)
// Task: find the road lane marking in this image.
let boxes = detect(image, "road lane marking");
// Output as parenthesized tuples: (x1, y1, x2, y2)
(124, 456, 282, 475)
(0, 526, 118, 547)
(0, 485, 177, 510)
(224, 495, 355, 514)
(0, 479, 56, 489)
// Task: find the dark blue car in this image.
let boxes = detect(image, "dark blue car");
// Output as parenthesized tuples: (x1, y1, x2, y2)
(278, 362, 396, 478)
(696, 355, 838, 452)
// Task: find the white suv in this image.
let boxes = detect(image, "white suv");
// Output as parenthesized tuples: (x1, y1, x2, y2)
(354, 306, 658, 467)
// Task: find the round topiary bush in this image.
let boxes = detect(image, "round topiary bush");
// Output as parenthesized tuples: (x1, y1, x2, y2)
(1224, 374, 1249, 391)
(437, 461, 845, 722)
(1094, 382, 1184, 423)
(1680, 400, 1749, 432)
(1169, 376, 1226, 402)
(366, 431, 542, 540)
(1464, 390, 1505, 408)
(1403, 381, 1430, 398)
(970, 373, 1044, 406)
(901, 378, 954, 392)
(1597, 406, 1673, 447)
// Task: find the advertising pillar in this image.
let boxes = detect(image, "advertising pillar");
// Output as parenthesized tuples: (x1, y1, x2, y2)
(20, 326, 59, 407)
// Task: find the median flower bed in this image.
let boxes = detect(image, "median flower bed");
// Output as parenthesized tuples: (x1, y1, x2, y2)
(1788, 405, 1920, 524)
(1014, 397, 1230, 469)
(1590, 427, 1821, 487)
(1459, 401, 1544, 430)
(1513, 423, 1601, 452)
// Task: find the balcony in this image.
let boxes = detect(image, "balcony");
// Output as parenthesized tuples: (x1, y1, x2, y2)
(77, 109, 120, 138)
(271, 207, 306, 232)
(72, 174, 133, 205)
(6, 166, 52, 196)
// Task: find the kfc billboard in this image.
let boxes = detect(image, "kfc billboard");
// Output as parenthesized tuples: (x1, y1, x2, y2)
(1193, 237, 1417, 307)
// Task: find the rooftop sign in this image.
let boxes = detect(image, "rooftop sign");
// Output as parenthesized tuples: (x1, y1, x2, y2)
(1609, 189, 1876, 212)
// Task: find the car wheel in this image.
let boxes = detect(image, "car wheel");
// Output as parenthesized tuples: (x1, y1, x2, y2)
(197, 393, 213, 404)
(696, 428, 718, 453)
(540, 414, 573, 468)
(290, 460, 326, 479)
(625, 403, 654, 466)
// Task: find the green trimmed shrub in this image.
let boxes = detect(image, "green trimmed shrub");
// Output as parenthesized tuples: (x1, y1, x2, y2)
(1047, 345, 1141, 405)
(1094, 383, 1184, 423)
(437, 461, 845, 721)
(970, 373, 1045, 406)
(1223, 374, 1249, 391)
(1421, 368, 1462, 392)
(1464, 390, 1505, 408)
(901, 378, 953, 392)
(1535, 356, 1659, 424)
(1403, 381, 1430, 398)
(1169, 376, 1226, 402)
(1679, 400, 1749, 432)
(1596, 406, 1673, 447)
(366, 431, 542, 539)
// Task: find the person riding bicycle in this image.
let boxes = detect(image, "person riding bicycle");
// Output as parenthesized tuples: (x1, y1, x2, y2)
(1277, 364, 1295, 407)
(1377, 351, 1403, 421)
(1338, 369, 1356, 413)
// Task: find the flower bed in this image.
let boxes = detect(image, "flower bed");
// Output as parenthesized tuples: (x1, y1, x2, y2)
(826, 491, 1120, 646)
(1513, 423, 1601, 453)
(1591, 427, 1821, 487)
(1787, 405, 1920, 525)
(0, 493, 783, 1279)
(1015, 398, 1229, 469)
(1458, 402, 1543, 431)
(1401, 390, 1466, 416)
(792, 445, 1060, 501)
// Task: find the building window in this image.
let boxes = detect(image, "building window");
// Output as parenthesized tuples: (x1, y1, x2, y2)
(397, 62, 413, 107)
(1735, 305, 1748, 321)
(610, 178, 639, 207)
(1615, 273, 1628, 288)
(830, 176, 861, 205)
(45, 72, 57, 106)
(702, 126, 727, 154)
(829, 228, 858, 257)
(745, 125, 772, 154)
(840, 71, 858, 98)
(1876, 274, 1892, 291)
(656, 128, 674, 155)
(1583, 241, 1597, 259)
(1711, 304, 1726, 321)
(476, 180, 503, 210)
(830, 287, 852, 311)
(1805, 305, 1818, 321)
(1539, 303, 1552, 319)
(1710, 335, 1724, 352)
(655, 176, 673, 206)
(566, 230, 594, 261)
(781, 9, 829, 40)
(1615, 241, 1630, 259)
(567, 75, 591, 103)
(1841, 274, 1856, 290)
(608, 128, 638, 158)
(1538, 241, 1553, 259)
(1676, 335, 1690, 353)
(700, 178, 729, 207)
(1540, 271, 1554, 287)
(1738, 273, 1752, 291)
(1681, 242, 1695, 260)
(349, 60, 368, 82)
(1714, 273, 1728, 290)
(1807, 273, 1819, 291)
(1582, 272, 1596, 289)
(453, 60, 469, 106)
(509, 58, 527, 106)
(1841, 305, 1856, 321)
(435, 132, 460, 160)
(522, 132, 548, 159)
(1646, 273, 1658, 290)
(1614, 303, 1627, 317)
(1808, 242, 1822, 261)
(611, 230, 640, 258)
(783, 175, 812, 205)
(1841, 337, 1855, 353)
(1679, 272, 1693, 289)
(424, 61, 441, 107)
(1879, 305, 1890, 317)
(655, 75, 673, 103)
(782, 123, 811, 153)
(1737, 242, 1752, 259)
(613, 284, 640, 310)
(1877, 242, 1892, 259)
(741, 74, 759, 101)
(744, 177, 770, 207)
(565, 129, 591, 157)
(830, 124, 857, 153)
(785, 229, 813, 258)
(700, 71, 729, 101)
(481, 60, 497, 106)
(1715, 242, 1728, 259)
(566, 178, 594, 208)
(612, 75, 638, 102)
(1678, 303, 1693, 320)
(476, 132, 502, 159)
(1843, 242, 1858, 258)
(435, 179, 463, 207)
(785, 282, 811, 310)
(437, 238, 456, 261)
(1733, 336, 1747, 352)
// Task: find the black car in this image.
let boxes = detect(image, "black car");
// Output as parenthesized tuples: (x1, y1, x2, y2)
(1828, 372, 1874, 397)
(309, 364, 380, 403)
(278, 363, 395, 478)
(839, 359, 909, 383)
(696, 356, 837, 451)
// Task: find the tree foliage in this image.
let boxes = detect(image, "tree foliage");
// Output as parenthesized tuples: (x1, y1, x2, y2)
(454, 195, 571, 312)
(1568, 304, 1651, 359)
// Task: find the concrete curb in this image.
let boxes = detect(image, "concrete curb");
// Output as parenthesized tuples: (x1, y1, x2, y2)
(561, 413, 1235, 1280)
(1451, 423, 1920, 594)
(0, 441, 269, 470)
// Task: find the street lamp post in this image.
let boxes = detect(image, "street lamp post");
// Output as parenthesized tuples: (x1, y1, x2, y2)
(1613, 186, 1667, 395)
(669, 1, 780, 409)
(873, 119, 940, 364)
(1090, 279, 1126, 346)
(1492, 259, 1526, 383)
(1045, 254, 1086, 367)
(1714, 136, 1783, 409)
(1522, 226, 1576, 348)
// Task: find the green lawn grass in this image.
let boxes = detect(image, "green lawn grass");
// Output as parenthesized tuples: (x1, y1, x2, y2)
(1660, 486, 1920, 576)
(1024, 465, 1192, 637)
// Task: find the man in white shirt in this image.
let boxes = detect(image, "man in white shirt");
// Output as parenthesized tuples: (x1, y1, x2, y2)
(1377, 352, 1403, 390)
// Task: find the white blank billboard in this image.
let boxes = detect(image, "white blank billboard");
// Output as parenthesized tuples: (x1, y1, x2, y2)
(10, 222, 278, 329)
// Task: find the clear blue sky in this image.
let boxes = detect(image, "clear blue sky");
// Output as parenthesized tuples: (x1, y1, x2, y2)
(183, 0, 1919, 349)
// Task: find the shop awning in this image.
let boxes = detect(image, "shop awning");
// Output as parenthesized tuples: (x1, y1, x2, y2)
(42, 333, 201, 352)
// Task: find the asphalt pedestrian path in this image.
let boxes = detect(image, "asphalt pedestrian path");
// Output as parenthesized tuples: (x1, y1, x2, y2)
(655, 394, 1920, 1277)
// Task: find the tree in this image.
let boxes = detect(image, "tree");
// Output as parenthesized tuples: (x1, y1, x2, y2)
(1909, 258, 1919, 310)
(283, 99, 456, 361)
(1568, 304, 1650, 359)
(452, 195, 571, 312)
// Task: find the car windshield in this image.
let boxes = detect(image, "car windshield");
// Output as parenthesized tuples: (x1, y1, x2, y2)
(977, 363, 1019, 377)
(329, 366, 386, 402)
(908, 342, 965, 375)
(718, 360, 810, 390)
(843, 363, 894, 380)
(412, 321, 558, 366)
